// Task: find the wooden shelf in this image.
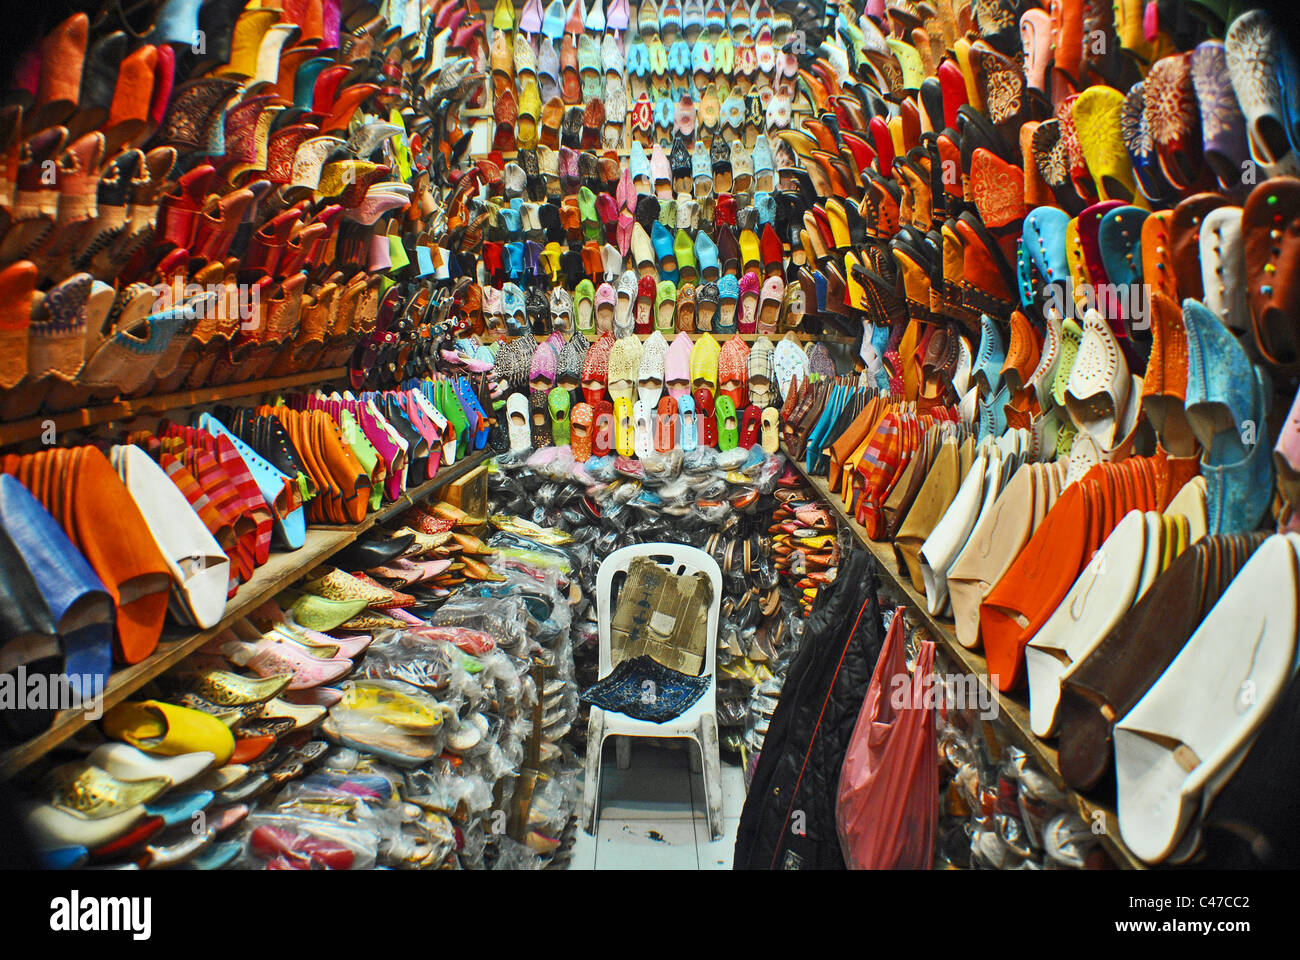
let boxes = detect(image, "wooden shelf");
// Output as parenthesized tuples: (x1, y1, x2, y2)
(315, 448, 492, 532)
(0, 448, 491, 782)
(0, 369, 348, 449)
(0, 528, 349, 781)
(785, 457, 1145, 871)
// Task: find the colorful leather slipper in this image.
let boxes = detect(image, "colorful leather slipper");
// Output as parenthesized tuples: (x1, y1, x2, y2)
(918, 444, 990, 617)
(110, 444, 230, 630)
(1064, 309, 1131, 449)
(1025, 508, 1152, 739)
(1115, 533, 1300, 864)
(102, 699, 236, 767)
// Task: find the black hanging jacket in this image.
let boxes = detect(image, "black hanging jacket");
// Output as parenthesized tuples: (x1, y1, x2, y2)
(734, 548, 885, 869)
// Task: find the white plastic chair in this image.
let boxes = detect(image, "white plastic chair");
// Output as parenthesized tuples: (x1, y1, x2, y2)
(582, 543, 724, 840)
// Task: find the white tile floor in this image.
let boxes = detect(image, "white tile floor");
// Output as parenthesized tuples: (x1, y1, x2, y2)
(566, 740, 746, 870)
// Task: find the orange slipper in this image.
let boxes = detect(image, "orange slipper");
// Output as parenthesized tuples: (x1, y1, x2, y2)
(979, 480, 1094, 692)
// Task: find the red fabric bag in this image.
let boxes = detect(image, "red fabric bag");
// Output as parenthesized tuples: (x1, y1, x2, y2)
(835, 607, 938, 869)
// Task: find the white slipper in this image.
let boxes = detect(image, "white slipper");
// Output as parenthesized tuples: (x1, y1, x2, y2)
(633, 399, 655, 459)
(957, 383, 980, 428)
(1026, 509, 1150, 738)
(1136, 511, 1166, 595)
(1028, 405, 1066, 462)
(1198, 206, 1250, 335)
(1105, 373, 1146, 459)
(1164, 475, 1208, 545)
(87, 743, 216, 787)
(948, 444, 1015, 602)
(920, 446, 994, 617)
(1028, 311, 1062, 413)
(1225, 10, 1300, 178)
(952, 334, 973, 398)
(1065, 429, 1104, 487)
(1115, 533, 1300, 864)
(947, 462, 1039, 649)
(507, 393, 531, 451)
(111, 444, 230, 630)
(24, 801, 145, 849)
(1064, 309, 1130, 449)
(188, 764, 250, 793)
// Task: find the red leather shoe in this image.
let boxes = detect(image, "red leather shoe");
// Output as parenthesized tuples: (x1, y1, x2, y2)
(738, 403, 761, 448)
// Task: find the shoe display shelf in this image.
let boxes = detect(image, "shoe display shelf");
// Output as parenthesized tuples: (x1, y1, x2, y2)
(783, 450, 1146, 871)
(0, 369, 347, 449)
(0, 435, 490, 782)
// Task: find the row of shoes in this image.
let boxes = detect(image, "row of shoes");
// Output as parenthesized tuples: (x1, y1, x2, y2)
(496, 0, 804, 44)
(493, 134, 779, 200)
(20, 497, 557, 868)
(460, 141, 796, 272)
(480, 268, 792, 335)
(470, 192, 784, 276)
(732, 475, 834, 760)
(496, 33, 796, 152)
(490, 0, 808, 136)
(0, 378, 490, 745)
(748, 0, 1300, 870)
(508, 387, 783, 456)
(0, 0, 500, 419)
(493, 327, 836, 453)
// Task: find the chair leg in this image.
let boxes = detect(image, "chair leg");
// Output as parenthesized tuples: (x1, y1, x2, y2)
(582, 710, 606, 835)
(615, 736, 631, 770)
(697, 714, 724, 841)
(689, 743, 702, 775)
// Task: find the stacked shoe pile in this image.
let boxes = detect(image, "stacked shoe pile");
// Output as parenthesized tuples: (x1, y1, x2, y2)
(19, 488, 581, 869)
(769, 470, 841, 615)
(0, 378, 495, 746)
(762, 1, 1300, 868)
(1, 0, 500, 419)
(936, 704, 1102, 870)
(496, 324, 844, 460)
(477, 0, 805, 333)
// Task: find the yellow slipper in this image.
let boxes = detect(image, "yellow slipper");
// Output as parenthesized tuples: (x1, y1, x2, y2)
(102, 700, 236, 766)
(1070, 86, 1138, 203)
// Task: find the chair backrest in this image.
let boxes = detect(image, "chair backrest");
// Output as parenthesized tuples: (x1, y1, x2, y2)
(595, 543, 722, 680)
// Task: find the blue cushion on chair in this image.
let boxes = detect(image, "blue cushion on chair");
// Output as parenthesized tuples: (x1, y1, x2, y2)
(581, 655, 711, 722)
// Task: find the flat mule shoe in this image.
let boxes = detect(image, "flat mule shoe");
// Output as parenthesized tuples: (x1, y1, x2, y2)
(918, 446, 990, 616)
(86, 744, 214, 789)
(1025, 509, 1155, 739)
(1116, 533, 1300, 864)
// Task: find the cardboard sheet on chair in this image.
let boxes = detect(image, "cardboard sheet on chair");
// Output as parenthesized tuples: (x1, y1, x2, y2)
(610, 557, 713, 676)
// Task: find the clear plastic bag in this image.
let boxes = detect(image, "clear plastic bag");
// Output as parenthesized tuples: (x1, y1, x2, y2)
(431, 595, 534, 654)
(239, 812, 382, 870)
(682, 447, 720, 474)
(640, 448, 683, 482)
(583, 454, 618, 482)
(488, 835, 544, 870)
(357, 629, 469, 701)
(750, 452, 786, 493)
(714, 447, 751, 471)
(690, 499, 732, 525)
(322, 679, 450, 768)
